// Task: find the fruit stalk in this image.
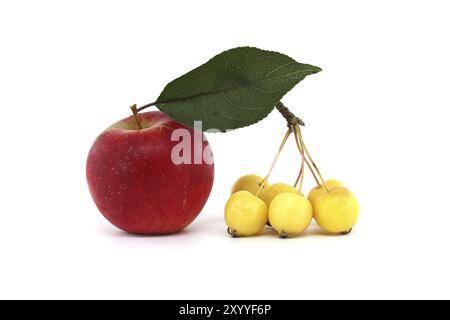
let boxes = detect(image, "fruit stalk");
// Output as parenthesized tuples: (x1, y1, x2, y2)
(275, 102, 305, 129)
(295, 130, 306, 192)
(293, 130, 321, 187)
(256, 129, 291, 196)
(295, 125, 329, 192)
(276, 102, 321, 189)
(130, 104, 143, 130)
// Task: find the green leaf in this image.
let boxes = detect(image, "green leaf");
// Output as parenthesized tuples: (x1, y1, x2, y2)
(155, 47, 321, 132)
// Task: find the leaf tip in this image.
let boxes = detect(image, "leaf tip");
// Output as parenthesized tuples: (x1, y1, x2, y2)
(311, 65, 322, 74)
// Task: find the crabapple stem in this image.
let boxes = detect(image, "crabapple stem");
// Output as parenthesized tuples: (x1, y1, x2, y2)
(293, 133, 303, 187)
(293, 166, 302, 188)
(276, 102, 305, 127)
(130, 104, 143, 130)
(293, 131, 320, 188)
(293, 130, 306, 193)
(256, 129, 291, 197)
(295, 125, 329, 192)
(276, 101, 317, 190)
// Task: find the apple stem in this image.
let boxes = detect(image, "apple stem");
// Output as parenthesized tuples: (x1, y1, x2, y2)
(295, 125, 329, 192)
(256, 129, 291, 197)
(130, 104, 143, 130)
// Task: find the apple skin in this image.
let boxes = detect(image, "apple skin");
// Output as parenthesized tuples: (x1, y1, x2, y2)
(86, 111, 214, 235)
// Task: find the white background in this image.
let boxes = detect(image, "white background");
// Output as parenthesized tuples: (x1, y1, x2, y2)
(1, 0, 449, 300)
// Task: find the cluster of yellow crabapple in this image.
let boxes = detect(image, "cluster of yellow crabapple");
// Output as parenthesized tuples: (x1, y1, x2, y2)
(224, 123, 359, 238)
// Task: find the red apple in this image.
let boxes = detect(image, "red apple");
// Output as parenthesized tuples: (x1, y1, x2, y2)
(86, 111, 214, 234)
